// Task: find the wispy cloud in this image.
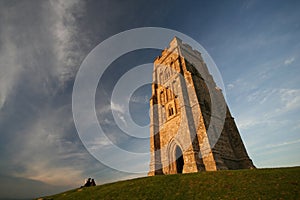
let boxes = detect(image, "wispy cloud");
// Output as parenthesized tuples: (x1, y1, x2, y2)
(284, 57, 295, 65)
(227, 83, 235, 90)
(8, 106, 89, 187)
(0, 0, 87, 110)
(0, 36, 21, 109)
(277, 89, 300, 112)
(129, 95, 149, 104)
(49, 0, 87, 83)
(245, 89, 277, 104)
(236, 88, 300, 130)
(0, 15, 23, 109)
(111, 102, 125, 114)
(0, 0, 92, 189)
(266, 139, 300, 149)
(97, 101, 125, 114)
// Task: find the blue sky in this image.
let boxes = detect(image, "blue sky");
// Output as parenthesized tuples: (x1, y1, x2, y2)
(0, 0, 299, 199)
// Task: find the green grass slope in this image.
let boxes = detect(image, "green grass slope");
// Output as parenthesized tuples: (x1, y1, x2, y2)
(40, 167, 300, 200)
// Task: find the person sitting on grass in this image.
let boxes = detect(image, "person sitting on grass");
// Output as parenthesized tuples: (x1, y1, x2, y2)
(91, 179, 96, 186)
(80, 178, 96, 188)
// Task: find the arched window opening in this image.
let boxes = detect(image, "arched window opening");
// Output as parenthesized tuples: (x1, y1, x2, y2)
(175, 146, 184, 173)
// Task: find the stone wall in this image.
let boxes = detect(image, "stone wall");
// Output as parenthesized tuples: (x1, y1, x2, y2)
(148, 37, 255, 176)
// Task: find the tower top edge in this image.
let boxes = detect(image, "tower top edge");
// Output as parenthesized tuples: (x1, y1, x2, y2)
(154, 36, 202, 63)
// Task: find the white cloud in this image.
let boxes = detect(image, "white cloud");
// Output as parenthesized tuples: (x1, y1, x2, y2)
(112, 103, 129, 126)
(49, 0, 87, 83)
(97, 101, 128, 127)
(235, 88, 300, 131)
(238, 119, 261, 130)
(0, 25, 22, 109)
(111, 102, 125, 113)
(227, 83, 235, 90)
(278, 89, 300, 112)
(284, 57, 295, 65)
(266, 139, 300, 149)
(97, 102, 125, 114)
(118, 113, 127, 126)
(246, 89, 277, 104)
(0, 0, 87, 109)
(129, 95, 149, 104)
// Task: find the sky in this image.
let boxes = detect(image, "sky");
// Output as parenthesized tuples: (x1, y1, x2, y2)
(0, 0, 299, 199)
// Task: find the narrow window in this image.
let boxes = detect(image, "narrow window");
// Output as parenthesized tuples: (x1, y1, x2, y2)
(160, 91, 164, 104)
(168, 105, 174, 117)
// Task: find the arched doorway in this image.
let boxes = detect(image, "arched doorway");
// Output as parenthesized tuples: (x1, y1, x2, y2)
(175, 146, 184, 173)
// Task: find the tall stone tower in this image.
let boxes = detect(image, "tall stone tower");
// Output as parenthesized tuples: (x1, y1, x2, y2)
(148, 37, 255, 176)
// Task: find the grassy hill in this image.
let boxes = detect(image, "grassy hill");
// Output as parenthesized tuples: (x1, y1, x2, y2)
(39, 167, 300, 200)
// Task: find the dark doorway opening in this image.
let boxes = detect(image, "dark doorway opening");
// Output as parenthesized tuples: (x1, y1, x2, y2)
(175, 146, 184, 173)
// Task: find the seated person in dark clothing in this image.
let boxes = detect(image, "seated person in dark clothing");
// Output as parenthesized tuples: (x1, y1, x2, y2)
(91, 179, 96, 186)
(84, 178, 92, 187)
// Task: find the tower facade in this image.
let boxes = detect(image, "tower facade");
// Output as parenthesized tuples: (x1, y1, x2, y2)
(148, 37, 255, 176)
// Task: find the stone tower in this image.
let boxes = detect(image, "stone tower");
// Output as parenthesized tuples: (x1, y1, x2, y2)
(148, 37, 255, 176)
